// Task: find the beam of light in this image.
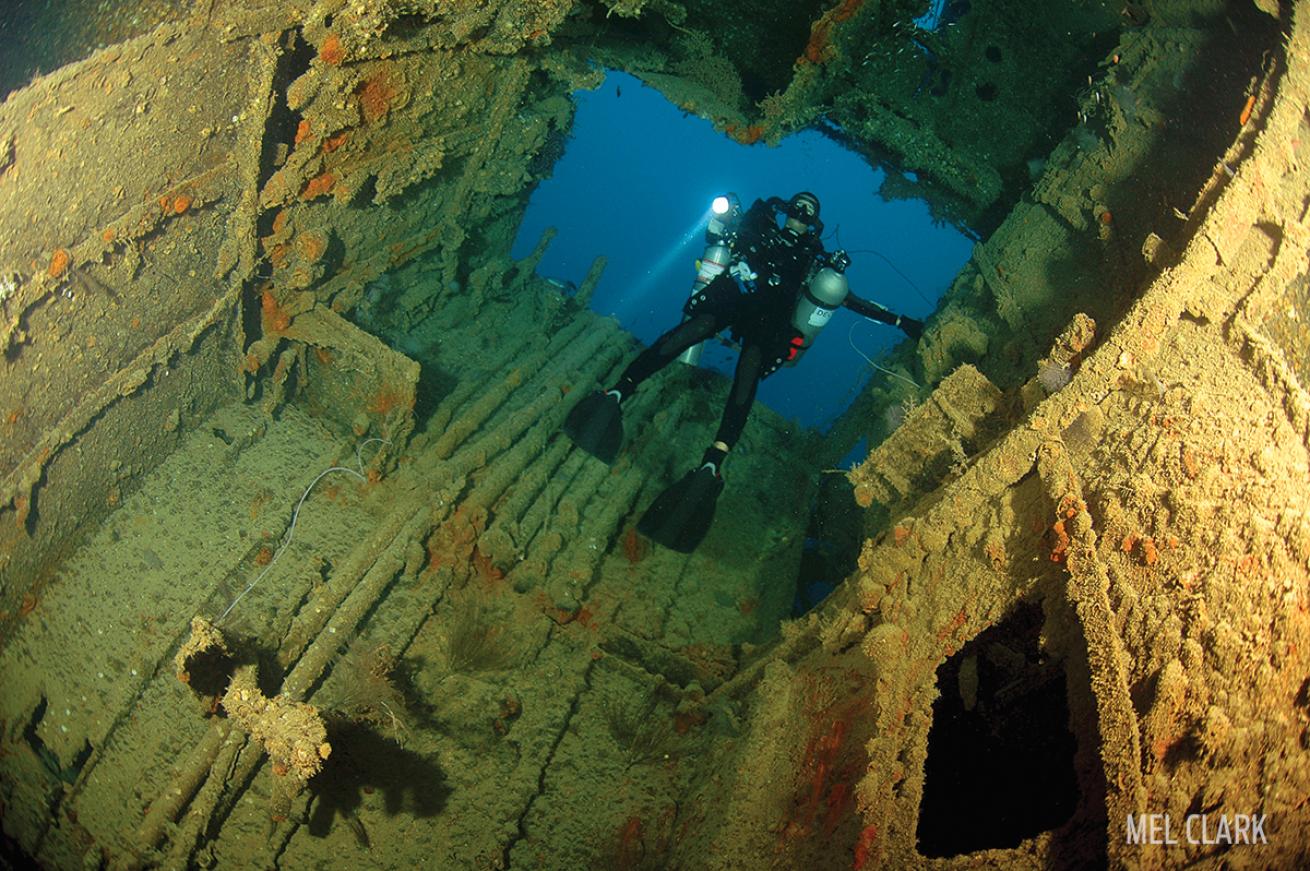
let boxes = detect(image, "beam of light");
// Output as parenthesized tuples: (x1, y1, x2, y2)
(608, 207, 715, 320)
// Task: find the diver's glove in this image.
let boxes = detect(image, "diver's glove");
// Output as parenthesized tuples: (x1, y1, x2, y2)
(895, 315, 925, 339)
(730, 261, 757, 283)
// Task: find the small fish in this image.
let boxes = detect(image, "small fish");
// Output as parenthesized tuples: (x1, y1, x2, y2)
(543, 277, 578, 295)
(616, 85, 621, 98)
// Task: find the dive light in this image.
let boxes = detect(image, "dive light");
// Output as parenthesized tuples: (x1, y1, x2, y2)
(707, 192, 740, 240)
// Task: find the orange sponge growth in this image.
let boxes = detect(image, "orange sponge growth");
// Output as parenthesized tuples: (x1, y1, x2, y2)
(48, 248, 71, 279)
(302, 172, 336, 200)
(621, 527, 648, 564)
(358, 73, 398, 124)
(367, 383, 412, 416)
(853, 824, 879, 869)
(614, 817, 644, 868)
(725, 122, 764, 145)
(260, 289, 292, 333)
(322, 131, 350, 153)
(804, 21, 835, 63)
(832, 0, 866, 21)
(1047, 519, 1069, 563)
(295, 230, 328, 263)
(802, 0, 866, 64)
(319, 34, 345, 66)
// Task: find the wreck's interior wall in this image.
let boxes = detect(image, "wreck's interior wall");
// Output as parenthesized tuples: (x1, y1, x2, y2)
(0, 0, 1307, 869)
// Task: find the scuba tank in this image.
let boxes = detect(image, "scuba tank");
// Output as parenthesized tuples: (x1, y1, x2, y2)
(676, 242, 729, 365)
(787, 249, 850, 366)
(679, 194, 740, 366)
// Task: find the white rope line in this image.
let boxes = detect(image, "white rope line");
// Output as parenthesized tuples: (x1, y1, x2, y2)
(217, 438, 389, 624)
(848, 320, 921, 390)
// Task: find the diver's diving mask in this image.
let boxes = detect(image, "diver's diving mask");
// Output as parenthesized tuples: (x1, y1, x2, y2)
(784, 191, 821, 235)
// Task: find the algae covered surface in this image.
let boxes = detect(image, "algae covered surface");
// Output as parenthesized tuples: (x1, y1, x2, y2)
(1, 0, 1308, 869)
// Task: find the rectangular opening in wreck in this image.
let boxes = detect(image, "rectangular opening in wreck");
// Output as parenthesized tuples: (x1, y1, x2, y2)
(916, 600, 1080, 857)
(509, 69, 973, 431)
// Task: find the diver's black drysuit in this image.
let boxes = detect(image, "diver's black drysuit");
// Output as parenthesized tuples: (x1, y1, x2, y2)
(609, 196, 922, 468)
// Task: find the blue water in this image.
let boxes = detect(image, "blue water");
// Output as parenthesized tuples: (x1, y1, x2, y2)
(512, 70, 972, 430)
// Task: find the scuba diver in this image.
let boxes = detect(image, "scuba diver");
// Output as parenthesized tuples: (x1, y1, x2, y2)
(563, 191, 924, 553)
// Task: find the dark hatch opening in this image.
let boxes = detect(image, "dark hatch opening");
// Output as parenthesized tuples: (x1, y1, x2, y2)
(917, 601, 1080, 856)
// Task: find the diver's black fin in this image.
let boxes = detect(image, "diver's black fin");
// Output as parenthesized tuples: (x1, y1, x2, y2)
(637, 465, 724, 553)
(563, 391, 624, 464)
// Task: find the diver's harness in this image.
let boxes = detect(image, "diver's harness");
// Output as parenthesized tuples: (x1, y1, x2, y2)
(678, 195, 850, 368)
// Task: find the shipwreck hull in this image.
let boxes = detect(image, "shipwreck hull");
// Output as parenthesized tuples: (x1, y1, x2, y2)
(0, 0, 1307, 868)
